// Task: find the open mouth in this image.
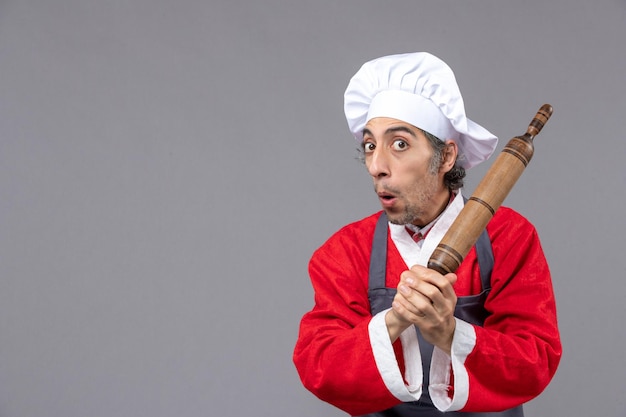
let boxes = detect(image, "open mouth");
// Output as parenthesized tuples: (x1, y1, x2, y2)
(377, 190, 396, 200)
(377, 191, 397, 206)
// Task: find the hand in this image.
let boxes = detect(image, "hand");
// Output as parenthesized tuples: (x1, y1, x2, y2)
(385, 265, 458, 354)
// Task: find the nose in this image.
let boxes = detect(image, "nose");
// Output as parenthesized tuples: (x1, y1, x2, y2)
(367, 148, 390, 178)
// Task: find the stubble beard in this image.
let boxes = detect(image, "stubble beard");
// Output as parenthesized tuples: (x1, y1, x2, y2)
(384, 173, 440, 226)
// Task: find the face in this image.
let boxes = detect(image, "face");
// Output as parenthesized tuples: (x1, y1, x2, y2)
(362, 117, 453, 226)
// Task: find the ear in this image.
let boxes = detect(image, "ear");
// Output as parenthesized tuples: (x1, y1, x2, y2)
(439, 140, 458, 173)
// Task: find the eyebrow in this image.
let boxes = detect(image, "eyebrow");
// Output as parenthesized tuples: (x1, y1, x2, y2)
(362, 125, 418, 139)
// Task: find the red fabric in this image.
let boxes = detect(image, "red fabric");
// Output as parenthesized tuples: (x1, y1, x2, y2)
(293, 207, 561, 415)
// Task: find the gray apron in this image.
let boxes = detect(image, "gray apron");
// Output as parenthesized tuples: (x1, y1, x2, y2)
(362, 212, 523, 417)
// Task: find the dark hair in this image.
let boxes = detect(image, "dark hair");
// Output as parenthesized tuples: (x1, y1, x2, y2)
(421, 129, 465, 191)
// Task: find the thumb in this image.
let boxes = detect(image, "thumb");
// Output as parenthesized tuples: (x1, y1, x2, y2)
(445, 273, 458, 285)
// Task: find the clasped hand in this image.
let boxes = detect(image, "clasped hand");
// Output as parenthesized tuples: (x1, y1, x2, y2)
(385, 264, 458, 354)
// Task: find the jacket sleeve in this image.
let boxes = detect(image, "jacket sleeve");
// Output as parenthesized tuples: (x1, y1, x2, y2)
(429, 212, 562, 412)
(293, 226, 422, 415)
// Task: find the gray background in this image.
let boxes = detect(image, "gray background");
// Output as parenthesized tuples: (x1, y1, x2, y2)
(0, 1, 624, 416)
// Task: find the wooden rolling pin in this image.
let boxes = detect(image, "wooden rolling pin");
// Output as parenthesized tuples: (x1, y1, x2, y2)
(427, 104, 553, 275)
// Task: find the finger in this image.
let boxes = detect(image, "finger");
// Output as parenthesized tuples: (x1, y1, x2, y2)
(402, 277, 458, 320)
(444, 272, 458, 286)
(405, 265, 446, 289)
(396, 284, 433, 317)
(438, 273, 458, 300)
(402, 276, 447, 308)
(409, 264, 430, 275)
(409, 270, 458, 302)
(392, 298, 427, 321)
(399, 269, 419, 286)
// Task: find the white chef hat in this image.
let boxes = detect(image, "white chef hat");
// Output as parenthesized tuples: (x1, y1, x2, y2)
(344, 52, 498, 169)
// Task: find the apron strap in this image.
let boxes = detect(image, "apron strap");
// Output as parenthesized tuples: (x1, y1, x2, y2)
(368, 212, 390, 291)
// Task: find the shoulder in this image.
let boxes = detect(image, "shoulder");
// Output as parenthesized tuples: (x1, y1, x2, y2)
(487, 206, 546, 261)
(488, 206, 537, 237)
(308, 212, 383, 291)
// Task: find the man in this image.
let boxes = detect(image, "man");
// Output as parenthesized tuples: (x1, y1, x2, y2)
(293, 52, 561, 417)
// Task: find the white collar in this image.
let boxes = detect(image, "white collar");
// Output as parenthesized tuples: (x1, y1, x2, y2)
(388, 191, 465, 268)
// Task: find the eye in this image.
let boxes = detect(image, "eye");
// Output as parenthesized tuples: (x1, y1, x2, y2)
(362, 141, 376, 153)
(392, 139, 408, 151)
